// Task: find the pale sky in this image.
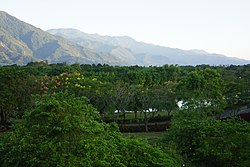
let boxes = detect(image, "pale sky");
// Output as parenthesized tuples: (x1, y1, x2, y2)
(1, 0, 250, 60)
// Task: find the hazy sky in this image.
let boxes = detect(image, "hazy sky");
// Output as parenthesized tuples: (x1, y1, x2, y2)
(1, 0, 250, 60)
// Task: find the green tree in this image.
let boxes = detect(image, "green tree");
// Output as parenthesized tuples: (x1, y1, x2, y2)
(112, 81, 130, 121)
(0, 67, 32, 128)
(127, 84, 144, 122)
(177, 68, 225, 115)
(0, 92, 180, 167)
(224, 65, 250, 110)
(163, 112, 250, 167)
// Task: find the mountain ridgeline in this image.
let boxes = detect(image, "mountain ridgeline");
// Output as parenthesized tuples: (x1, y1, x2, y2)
(0, 11, 121, 65)
(48, 28, 250, 66)
(0, 11, 249, 66)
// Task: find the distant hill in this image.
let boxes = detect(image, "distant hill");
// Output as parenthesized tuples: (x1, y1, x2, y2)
(48, 28, 250, 66)
(0, 10, 249, 66)
(0, 11, 126, 65)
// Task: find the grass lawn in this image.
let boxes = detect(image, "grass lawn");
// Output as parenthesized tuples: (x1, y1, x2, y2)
(123, 131, 166, 144)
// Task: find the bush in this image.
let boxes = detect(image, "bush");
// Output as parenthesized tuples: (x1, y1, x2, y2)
(0, 92, 180, 167)
(163, 110, 250, 166)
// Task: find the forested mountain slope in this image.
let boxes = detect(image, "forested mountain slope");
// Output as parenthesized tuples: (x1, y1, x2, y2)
(0, 11, 125, 65)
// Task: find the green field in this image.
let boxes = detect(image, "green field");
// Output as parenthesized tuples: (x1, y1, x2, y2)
(123, 131, 166, 143)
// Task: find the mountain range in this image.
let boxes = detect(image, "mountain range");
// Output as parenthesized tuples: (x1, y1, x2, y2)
(0, 11, 121, 65)
(0, 10, 249, 66)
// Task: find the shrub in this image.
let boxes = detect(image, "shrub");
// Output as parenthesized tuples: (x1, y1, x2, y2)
(0, 92, 180, 167)
(163, 110, 250, 166)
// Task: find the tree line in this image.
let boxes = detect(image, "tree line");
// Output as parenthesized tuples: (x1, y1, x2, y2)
(1, 63, 250, 127)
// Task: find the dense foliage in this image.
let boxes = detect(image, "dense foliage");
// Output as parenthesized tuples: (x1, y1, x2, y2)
(0, 92, 180, 166)
(0, 67, 32, 127)
(0, 62, 250, 166)
(163, 111, 250, 166)
(177, 68, 225, 115)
